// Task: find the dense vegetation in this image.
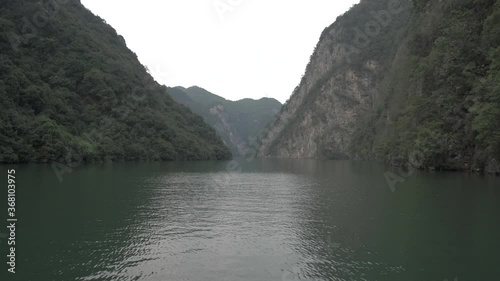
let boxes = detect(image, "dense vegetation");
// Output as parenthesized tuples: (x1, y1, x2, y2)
(168, 86, 281, 155)
(349, 0, 500, 172)
(0, 0, 231, 163)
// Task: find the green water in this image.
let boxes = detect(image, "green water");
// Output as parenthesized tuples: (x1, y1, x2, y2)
(1, 160, 499, 281)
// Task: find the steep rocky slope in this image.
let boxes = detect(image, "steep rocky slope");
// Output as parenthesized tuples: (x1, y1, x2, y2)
(259, 0, 412, 159)
(259, 0, 500, 173)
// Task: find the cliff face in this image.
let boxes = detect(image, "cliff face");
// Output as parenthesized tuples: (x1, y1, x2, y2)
(259, 64, 376, 159)
(259, 0, 500, 173)
(259, 0, 411, 159)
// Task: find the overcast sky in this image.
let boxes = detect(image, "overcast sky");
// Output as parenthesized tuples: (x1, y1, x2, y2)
(80, 0, 359, 103)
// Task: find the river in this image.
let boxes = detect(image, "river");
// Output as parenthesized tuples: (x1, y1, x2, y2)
(2, 160, 499, 281)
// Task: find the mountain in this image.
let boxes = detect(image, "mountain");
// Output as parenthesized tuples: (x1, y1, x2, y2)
(0, 0, 231, 163)
(259, 0, 500, 174)
(168, 86, 282, 155)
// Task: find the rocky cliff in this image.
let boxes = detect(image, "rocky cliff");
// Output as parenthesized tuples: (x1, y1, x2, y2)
(259, 0, 500, 173)
(259, 0, 411, 159)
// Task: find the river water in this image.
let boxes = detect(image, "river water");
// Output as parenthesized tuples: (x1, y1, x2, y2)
(2, 160, 499, 281)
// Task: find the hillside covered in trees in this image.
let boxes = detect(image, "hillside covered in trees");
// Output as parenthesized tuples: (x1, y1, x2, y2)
(168, 86, 281, 155)
(0, 0, 231, 163)
(259, 0, 500, 173)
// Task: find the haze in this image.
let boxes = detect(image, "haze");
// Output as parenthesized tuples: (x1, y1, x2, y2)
(80, 0, 360, 103)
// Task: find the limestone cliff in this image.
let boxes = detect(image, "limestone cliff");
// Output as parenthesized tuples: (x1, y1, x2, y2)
(259, 0, 412, 159)
(259, 0, 500, 174)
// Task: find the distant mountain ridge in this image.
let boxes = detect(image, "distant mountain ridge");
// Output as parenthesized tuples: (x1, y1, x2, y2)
(168, 86, 281, 155)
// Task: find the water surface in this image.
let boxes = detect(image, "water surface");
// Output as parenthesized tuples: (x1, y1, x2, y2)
(1, 160, 499, 281)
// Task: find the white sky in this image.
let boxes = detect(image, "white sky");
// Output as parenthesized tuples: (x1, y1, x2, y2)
(80, 0, 359, 103)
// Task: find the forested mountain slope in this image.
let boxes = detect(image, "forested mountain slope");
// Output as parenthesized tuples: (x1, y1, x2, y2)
(259, 0, 500, 173)
(0, 0, 231, 163)
(168, 86, 281, 155)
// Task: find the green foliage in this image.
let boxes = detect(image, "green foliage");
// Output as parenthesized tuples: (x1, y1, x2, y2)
(349, 0, 500, 170)
(471, 1, 500, 156)
(471, 50, 500, 155)
(0, 0, 231, 163)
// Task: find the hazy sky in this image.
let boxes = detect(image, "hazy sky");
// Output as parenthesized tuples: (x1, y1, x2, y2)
(80, 0, 359, 103)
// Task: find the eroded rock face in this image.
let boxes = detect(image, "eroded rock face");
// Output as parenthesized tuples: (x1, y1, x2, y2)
(258, 20, 381, 159)
(260, 0, 500, 174)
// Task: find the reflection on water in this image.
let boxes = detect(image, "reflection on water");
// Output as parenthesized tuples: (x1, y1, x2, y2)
(3, 160, 499, 281)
